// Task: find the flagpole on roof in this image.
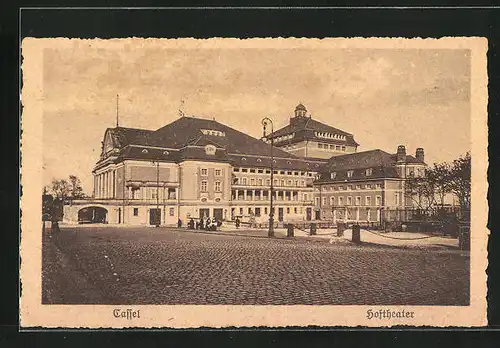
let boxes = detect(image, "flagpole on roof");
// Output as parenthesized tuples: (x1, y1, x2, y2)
(116, 94, 119, 128)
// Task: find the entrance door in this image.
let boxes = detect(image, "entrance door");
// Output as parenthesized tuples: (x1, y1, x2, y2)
(306, 207, 312, 221)
(149, 208, 161, 226)
(315, 210, 321, 220)
(199, 208, 210, 220)
(213, 208, 223, 221)
(278, 208, 284, 222)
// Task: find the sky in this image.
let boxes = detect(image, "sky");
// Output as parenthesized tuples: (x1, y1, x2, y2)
(42, 40, 471, 194)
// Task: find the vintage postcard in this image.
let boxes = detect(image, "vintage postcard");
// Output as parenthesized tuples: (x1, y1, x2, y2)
(20, 37, 488, 328)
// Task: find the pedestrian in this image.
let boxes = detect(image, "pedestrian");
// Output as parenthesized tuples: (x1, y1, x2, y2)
(178, 218, 183, 228)
(199, 218, 204, 230)
(205, 217, 211, 231)
(189, 218, 195, 229)
(235, 217, 240, 229)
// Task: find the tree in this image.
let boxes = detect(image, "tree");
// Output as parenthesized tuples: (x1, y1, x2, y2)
(405, 168, 438, 216)
(431, 162, 452, 208)
(51, 179, 70, 199)
(69, 175, 85, 199)
(448, 152, 471, 211)
(50, 175, 86, 200)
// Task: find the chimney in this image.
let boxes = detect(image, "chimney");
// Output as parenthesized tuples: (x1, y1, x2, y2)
(416, 148, 424, 163)
(396, 145, 406, 163)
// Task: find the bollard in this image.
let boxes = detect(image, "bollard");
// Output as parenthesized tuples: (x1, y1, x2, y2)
(352, 224, 361, 244)
(310, 223, 317, 235)
(337, 222, 345, 237)
(287, 223, 294, 237)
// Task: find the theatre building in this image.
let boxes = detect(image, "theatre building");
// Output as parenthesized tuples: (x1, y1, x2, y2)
(63, 104, 348, 225)
(62, 103, 425, 226)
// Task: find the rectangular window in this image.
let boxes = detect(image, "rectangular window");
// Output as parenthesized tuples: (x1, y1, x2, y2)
(338, 197, 344, 206)
(280, 180, 285, 186)
(215, 169, 222, 176)
(356, 185, 361, 190)
(347, 170, 354, 178)
(347, 196, 352, 206)
(315, 197, 320, 206)
(250, 178, 255, 186)
(342, 146, 346, 151)
(250, 169, 256, 173)
(201, 168, 208, 176)
(395, 193, 400, 206)
(214, 181, 221, 192)
(287, 207, 290, 214)
(318, 143, 323, 148)
(242, 178, 247, 185)
(169, 207, 175, 216)
(242, 168, 248, 172)
(323, 197, 328, 205)
(266, 170, 271, 174)
(376, 196, 382, 206)
(248, 208, 252, 215)
(294, 207, 298, 214)
(266, 179, 271, 186)
(239, 208, 243, 215)
(265, 207, 268, 214)
(258, 179, 263, 186)
(335, 145, 340, 150)
(133, 208, 139, 216)
(233, 168, 240, 172)
(201, 181, 207, 192)
(366, 196, 372, 206)
(330, 197, 335, 205)
(355, 196, 361, 206)
(365, 168, 373, 176)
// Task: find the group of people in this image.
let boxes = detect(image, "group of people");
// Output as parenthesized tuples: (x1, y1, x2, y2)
(187, 217, 222, 231)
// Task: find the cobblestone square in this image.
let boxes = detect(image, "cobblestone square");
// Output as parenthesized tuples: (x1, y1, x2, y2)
(42, 227, 469, 306)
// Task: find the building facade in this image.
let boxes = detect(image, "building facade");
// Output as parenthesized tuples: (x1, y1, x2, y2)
(63, 104, 426, 226)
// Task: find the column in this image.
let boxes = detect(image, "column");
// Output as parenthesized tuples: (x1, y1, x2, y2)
(244, 190, 247, 201)
(260, 190, 264, 201)
(333, 208, 336, 222)
(252, 190, 255, 201)
(356, 207, 360, 221)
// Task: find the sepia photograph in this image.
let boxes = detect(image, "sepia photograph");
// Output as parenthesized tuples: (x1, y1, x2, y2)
(20, 37, 488, 328)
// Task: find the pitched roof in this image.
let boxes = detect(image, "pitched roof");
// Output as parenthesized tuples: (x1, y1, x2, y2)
(268, 116, 359, 147)
(323, 149, 395, 171)
(314, 149, 425, 183)
(149, 116, 299, 158)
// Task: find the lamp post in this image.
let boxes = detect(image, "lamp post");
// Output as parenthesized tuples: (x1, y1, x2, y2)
(262, 117, 274, 237)
(152, 158, 160, 227)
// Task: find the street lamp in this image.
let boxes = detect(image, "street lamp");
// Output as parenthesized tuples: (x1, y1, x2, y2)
(152, 158, 160, 227)
(262, 117, 275, 237)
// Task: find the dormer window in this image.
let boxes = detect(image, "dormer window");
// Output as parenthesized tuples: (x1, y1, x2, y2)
(241, 157, 247, 161)
(331, 172, 337, 179)
(142, 149, 148, 154)
(347, 170, 354, 178)
(163, 150, 169, 155)
(365, 168, 373, 176)
(257, 158, 262, 162)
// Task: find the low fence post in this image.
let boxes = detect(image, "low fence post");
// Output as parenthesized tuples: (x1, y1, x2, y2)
(310, 223, 317, 235)
(352, 224, 361, 244)
(337, 222, 345, 237)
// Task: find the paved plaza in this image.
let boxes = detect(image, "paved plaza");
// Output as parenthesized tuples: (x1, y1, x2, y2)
(42, 226, 470, 306)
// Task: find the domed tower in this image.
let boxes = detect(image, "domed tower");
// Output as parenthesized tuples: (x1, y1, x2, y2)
(294, 103, 307, 118)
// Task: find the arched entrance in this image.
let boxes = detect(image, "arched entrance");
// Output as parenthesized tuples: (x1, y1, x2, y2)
(78, 206, 108, 224)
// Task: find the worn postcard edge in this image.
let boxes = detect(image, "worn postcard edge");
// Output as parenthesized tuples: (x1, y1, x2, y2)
(19, 37, 489, 328)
